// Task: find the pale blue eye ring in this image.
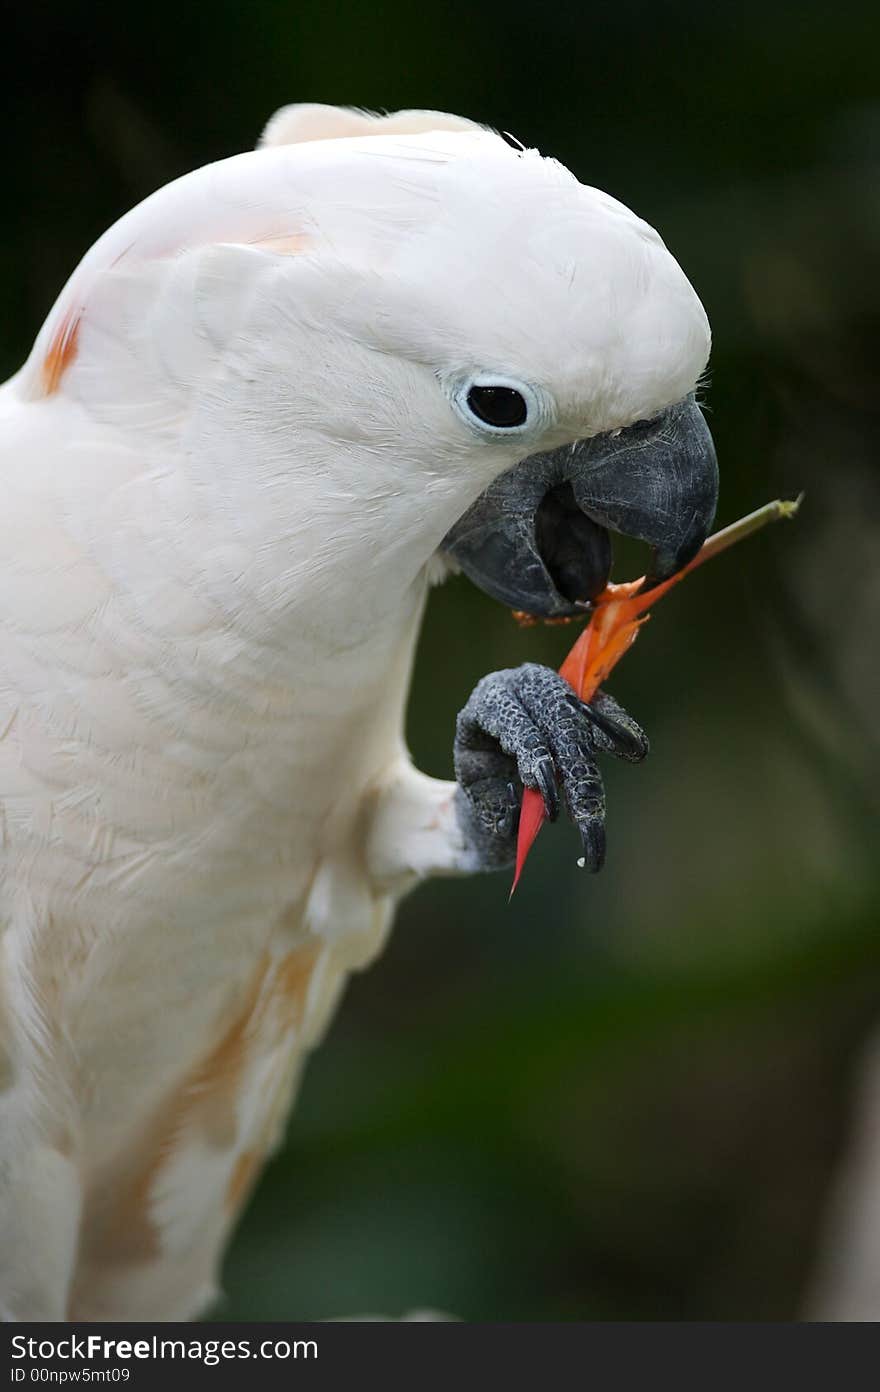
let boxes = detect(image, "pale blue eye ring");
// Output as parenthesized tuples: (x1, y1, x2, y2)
(448, 373, 550, 437)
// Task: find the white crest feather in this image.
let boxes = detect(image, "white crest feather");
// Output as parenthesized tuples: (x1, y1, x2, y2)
(259, 102, 484, 148)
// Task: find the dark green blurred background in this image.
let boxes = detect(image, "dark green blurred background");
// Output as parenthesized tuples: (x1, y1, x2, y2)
(4, 0, 878, 1321)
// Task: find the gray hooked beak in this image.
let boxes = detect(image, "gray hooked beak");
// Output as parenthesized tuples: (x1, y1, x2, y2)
(441, 394, 718, 617)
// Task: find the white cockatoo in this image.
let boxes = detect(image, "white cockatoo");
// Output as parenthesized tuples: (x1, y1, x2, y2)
(0, 104, 717, 1321)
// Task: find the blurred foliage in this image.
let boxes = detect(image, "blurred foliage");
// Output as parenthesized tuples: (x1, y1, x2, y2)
(3, 0, 878, 1321)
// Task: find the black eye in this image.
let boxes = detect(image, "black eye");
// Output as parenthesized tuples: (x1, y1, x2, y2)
(466, 384, 528, 429)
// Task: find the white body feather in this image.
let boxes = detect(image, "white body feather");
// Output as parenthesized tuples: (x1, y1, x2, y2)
(0, 107, 709, 1319)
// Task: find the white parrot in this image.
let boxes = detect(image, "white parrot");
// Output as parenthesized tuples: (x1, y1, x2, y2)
(0, 104, 717, 1321)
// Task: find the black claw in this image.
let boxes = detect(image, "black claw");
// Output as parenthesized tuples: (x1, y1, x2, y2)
(579, 821, 606, 873)
(534, 755, 559, 822)
(585, 692, 649, 762)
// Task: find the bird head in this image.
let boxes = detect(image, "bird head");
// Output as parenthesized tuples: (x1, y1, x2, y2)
(256, 106, 718, 615)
